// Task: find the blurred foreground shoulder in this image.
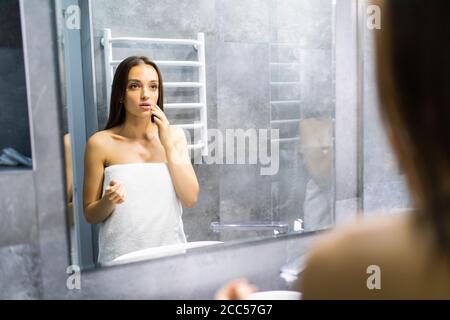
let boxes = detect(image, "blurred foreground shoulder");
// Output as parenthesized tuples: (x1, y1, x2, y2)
(300, 215, 410, 299)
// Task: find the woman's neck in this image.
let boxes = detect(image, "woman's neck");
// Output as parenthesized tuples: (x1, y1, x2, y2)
(118, 116, 158, 140)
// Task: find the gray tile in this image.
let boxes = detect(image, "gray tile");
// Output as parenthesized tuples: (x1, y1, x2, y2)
(183, 164, 220, 242)
(271, 103, 301, 120)
(0, 170, 38, 247)
(364, 180, 413, 214)
(0, 243, 42, 299)
(271, 82, 301, 102)
(335, 0, 357, 201)
(92, 0, 215, 38)
(298, 49, 334, 114)
(270, 63, 300, 82)
(361, 23, 412, 212)
(335, 197, 358, 226)
(271, 166, 308, 230)
(272, 0, 333, 49)
(362, 31, 400, 185)
(217, 42, 270, 131)
(217, 0, 271, 43)
(219, 165, 265, 221)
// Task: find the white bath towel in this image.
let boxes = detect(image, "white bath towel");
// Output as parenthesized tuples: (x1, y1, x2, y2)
(97, 163, 187, 265)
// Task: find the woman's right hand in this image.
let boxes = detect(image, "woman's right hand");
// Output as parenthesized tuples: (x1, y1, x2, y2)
(104, 179, 126, 204)
(215, 279, 258, 300)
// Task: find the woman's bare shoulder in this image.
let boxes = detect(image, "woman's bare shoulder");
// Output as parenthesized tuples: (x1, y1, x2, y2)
(87, 130, 114, 145)
(301, 214, 412, 299)
(85, 130, 116, 157)
(316, 213, 409, 248)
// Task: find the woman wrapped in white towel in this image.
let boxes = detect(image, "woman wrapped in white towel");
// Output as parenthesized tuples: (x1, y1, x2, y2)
(83, 56, 199, 265)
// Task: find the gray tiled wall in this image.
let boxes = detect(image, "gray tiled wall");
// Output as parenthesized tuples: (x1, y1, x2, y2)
(0, 171, 38, 247)
(0, 244, 42, 299)
(334, 0, 358, 226)
(0, 0, 69, 299)
(0, 171, 42, 300)
(361, 5, 412, 214)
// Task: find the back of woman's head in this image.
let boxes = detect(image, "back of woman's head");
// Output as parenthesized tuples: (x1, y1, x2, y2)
(375, 0, 450, 255)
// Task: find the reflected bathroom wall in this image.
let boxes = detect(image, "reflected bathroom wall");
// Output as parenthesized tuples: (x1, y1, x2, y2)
(89, 0, 336, 243)
(361, 10, 412, 214)
(269, 0, 335, 233)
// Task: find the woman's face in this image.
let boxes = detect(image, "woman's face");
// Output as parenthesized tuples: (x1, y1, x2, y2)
(124, 63, 159, 118)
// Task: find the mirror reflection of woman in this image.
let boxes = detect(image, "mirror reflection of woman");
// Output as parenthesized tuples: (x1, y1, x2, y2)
(83, 56, 199, 265)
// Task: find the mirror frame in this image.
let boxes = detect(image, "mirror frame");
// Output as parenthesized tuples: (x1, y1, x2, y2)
(58, 0, 98, 269)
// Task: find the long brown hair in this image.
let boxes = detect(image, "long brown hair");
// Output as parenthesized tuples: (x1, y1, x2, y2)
(375, 0, 450, 255)
(104, 56, 164, 130)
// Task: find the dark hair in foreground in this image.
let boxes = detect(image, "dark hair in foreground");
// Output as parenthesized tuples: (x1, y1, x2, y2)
(375, 0, 450, 256)
(104, 56, 164, 130)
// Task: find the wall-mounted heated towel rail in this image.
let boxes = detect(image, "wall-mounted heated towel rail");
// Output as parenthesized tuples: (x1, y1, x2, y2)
(101, 28, 208, 156)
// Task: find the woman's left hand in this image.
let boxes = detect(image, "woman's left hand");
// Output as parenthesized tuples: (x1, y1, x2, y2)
(151, 104, 176, 151)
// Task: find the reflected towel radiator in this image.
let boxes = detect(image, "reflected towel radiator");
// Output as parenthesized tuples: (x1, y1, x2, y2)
(270, 43, 301, 145)
(101, 28, 208, 156)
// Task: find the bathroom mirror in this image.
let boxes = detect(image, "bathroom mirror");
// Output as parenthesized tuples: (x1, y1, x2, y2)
(56, 0, 336, 270)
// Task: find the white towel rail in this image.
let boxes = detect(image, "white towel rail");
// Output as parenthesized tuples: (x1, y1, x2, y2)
(106, 36, 200, 46)
(270, 62, 300, 66)
(270, 119, 301, 125)
(101, 28, 208, 156)
(173, 123, 204, 130)
(165, 103, 203, 109)
(270, 43, 301, 145)
(272, 137, 299, 143)
(270, 100, 301, 105)
(110, 60, 202, 67)
(270, 82, 300, 86)
(164, 82, 203, 88)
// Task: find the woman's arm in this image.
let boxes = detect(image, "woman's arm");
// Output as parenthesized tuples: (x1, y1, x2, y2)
(151, 104, 199, 208)
(83, 133, 125, 224)
(63, 134, 73, 204)
(164, 127, 200, 208)
(64, 134, 74, 226)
